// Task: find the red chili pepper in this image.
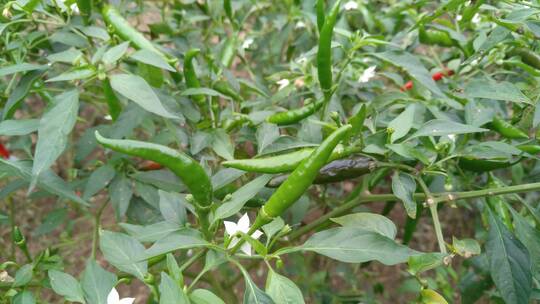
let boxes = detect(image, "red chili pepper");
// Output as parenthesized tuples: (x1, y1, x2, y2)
(0, 143, 10, 159)
(139, 160, 164, 171)
(432, 72, 444, 81)
(401, 81, 414, 91)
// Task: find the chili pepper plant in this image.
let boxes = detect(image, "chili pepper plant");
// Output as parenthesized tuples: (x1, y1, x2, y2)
(1, 0, 540, 303)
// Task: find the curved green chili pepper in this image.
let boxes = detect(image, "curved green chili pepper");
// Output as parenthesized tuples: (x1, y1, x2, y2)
(213, 80, 243, 102)
(266, 99, 324, 125)
(220, 35, 238, 68)
(95, 131, 212, 209)
(317, 0, 342, 99)
(251, 124, 352, 230)
(222, 144, 360, 174)
(267, 155, 374, 187)
(102, 5, 169, 61)
(418, 26, 455, 47)
(184, 49, 207, 108)
(491, 116, 529, 139)
(508, 48, 540, 70)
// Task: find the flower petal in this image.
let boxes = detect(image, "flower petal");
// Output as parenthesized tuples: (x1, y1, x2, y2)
(237, 213, 251, 232)
(107, 287, 119, 304)
(251, 230, 263, 240)
(240, 242, 252, 256)
(118, 298, 136, 304)
(223, 221, 238, 235)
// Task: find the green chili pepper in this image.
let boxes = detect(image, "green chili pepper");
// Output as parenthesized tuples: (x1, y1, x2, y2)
(267, 155, 374, 187)
(221, 113, 251, 132)
(508, 48, 540, 70)
(222, 144, 360, 174)
(486, 173, 513, 229)
(458, 157, 516, 172)
(102, 5, 170, 62)
(418, 26, 455, 47)
(184, 49, 207, 108)
(266, 99, 324, 126)
(94, 132, 212, 209)
(517, 144, 540, 154)
(103, 78, 122, 121)
(491, 116, 529, 139)
(251, 124, 352, 230)
(317, 0, 342, 99)
(213, 80, 243, 102)
(316, 0, 325, 31)
(76, 0, 92, 24)
(220, 35, 238, 68)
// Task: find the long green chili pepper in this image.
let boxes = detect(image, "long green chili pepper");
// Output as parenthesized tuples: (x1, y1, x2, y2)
(266, 99, 324, 125)
(266, 155, 374, 187)
(317, 0, 342, 99)
(94, 132, 212, 209)
(316, 0, 325, 31)
(458, 156, 518, 172)
(184, 49, 207, 108)
(517, 144, 540, 154)
(222, 144, 360, 174)
(486, 173, 513, 229)
(102, 5, 170, 61)
(491, 116, 529, 139)
(213, 80, 243, 102)
(220, 35, 238, 68)
(508, 48, 540, 70)
(250, 124, 352, 230)
(418, 26, 455, 47)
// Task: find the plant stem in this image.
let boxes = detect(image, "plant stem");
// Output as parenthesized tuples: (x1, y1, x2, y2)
(91, 200, 108, 259)
(288, 181, 540, 241)
(415, 176, 446, 254)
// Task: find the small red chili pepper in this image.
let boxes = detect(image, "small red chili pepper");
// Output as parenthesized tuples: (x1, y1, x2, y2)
(432, 72, 444, 81)
(139, 160, 164, 171)
(0, 143, 10, 159)
(401, 81, 414, 91)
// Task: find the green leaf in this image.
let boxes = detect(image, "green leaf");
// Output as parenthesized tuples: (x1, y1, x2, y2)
(12, 264, 33, 287)
(452, 237, 481, 258)
(0, 119, 39, 136)
(47, 48, 83, 64)
(99, 230, 148, 280)
(388, 104, 416, 143)
(509, 208, 540, 280)
(391, 172, 417, 218)
(373, 51, 443, 97)
(408, 252, 447, 276)
(331, 212, 397, 239)
(257, 123, 280, 154)
(465, 79, 531, 104)
(410, 119, 488, 138)
(0, 159, 88, 206)
(141, 230, 209, 260)
(215, 174, 272, 220)
(31, 90, 79, 187)
(102, 42, 130, 65)
(300, 227, 419, 265)
(48, 270, 86, 303)
(191, 289, 226, 304)
(3, 70, 44, 120)
(420, 289, 449, 304)
(83, 164, 116, 200)
(486, 208, 532, 304)
(158, 190, 187, 225)
(80, 260, 117, 304)
(12, 291, 36, 304)
(0, 63, 47, 77)
(109, 174, 133, 219)
(239, 265, 275, 304)
(46, 67, 95, 82)
(109, 74, 178, 119)
(211, 129, 235, 160)
(35, 208, 67, 236)
(131, 49, 176, 71)
(120, 221, 183, 242)
(181, 87, 232, 100)
(159, 272, 189, 304)
(266, 270, 305, 304)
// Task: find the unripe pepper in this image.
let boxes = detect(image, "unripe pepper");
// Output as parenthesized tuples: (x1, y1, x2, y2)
(95, 132, 212, 210)
(491, 116, 529, 140)
(317, 0, 342, 99)
(250, 124, 352, 231)
(266, 99, 324, 126)
(184, 49, 207, 109)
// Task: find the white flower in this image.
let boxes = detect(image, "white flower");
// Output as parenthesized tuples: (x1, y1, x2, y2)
(472, 13, 481, 24)
(224, 213, 263, 256)
(104, 115, 112, 121)
(344, 1, 358, 11)
(456, 15, 463, 21)
(358, 66, 376, 83)
(276, 79, 290, 90)
(107, 287, 135, 304)
(295, 21, 306, 29)
(242, 38, 254, 49)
